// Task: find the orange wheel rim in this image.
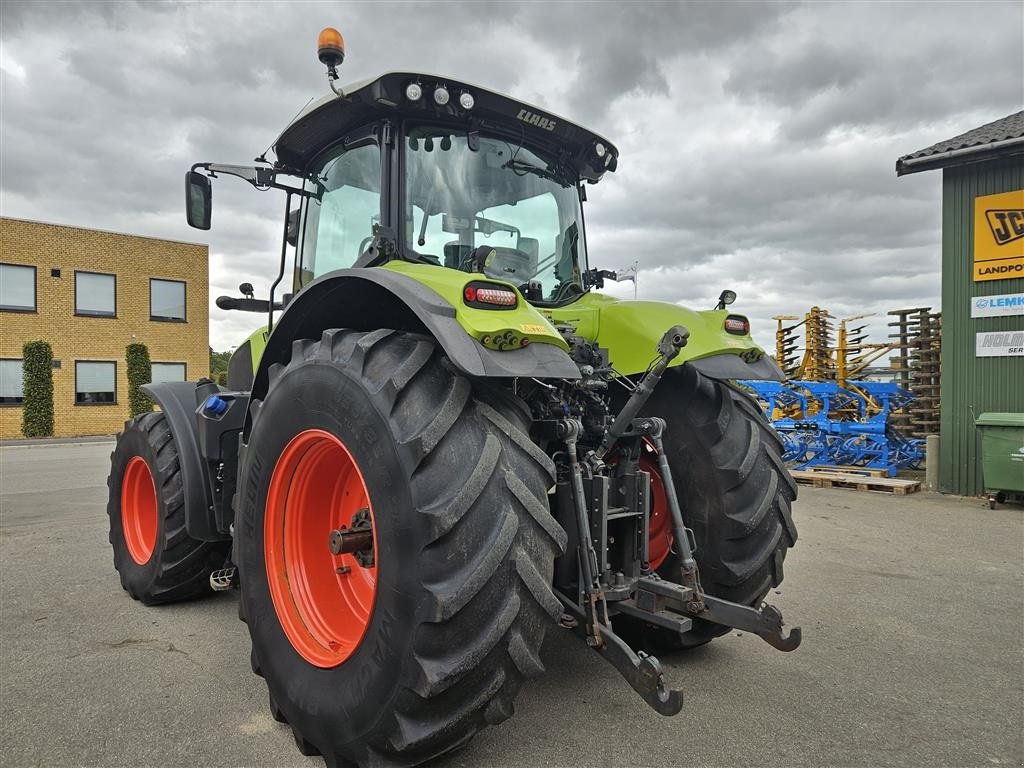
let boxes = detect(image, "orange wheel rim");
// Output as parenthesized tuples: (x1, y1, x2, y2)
(641, 445, 673, 571)
(264, 429, 377, 668)
(121, 456, 159, 565)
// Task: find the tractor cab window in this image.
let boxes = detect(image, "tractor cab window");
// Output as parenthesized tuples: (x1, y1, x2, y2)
(296, 141, 381, 288)
(404, 127, 587, 304)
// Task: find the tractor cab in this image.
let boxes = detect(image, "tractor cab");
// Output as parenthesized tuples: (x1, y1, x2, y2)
(274, 71, 618, 308)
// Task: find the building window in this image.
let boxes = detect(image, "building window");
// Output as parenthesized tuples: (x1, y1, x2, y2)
(75, 271, 116, 317)
(75, 361, 116, 404)
(0, 359, 24, 405)
(0, 263, 36, 312)
(151, 362, 187, 383)
(150, 279, 186, 321)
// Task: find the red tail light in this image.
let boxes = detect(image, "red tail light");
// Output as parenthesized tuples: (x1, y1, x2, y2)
(463, 282, 518, 309)
(724, 315, 749, 335)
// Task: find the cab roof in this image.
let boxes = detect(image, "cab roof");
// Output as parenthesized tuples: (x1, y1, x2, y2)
(272, 71, 619, 183)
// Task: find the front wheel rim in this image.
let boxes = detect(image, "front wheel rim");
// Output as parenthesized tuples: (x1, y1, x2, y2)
(121, 456, 158, 565)
(264, 429, 378, 668)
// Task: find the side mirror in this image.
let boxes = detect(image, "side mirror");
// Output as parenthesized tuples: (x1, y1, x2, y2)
(286, 208, 300, 247)
(185, 171, 212, 230)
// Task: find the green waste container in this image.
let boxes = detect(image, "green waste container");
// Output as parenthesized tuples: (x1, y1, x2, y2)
(975, 413, 1024, 508)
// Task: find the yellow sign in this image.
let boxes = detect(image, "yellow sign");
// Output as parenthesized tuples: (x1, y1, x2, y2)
(520, 324, 549, 334)
(974, 189, 1024, 281)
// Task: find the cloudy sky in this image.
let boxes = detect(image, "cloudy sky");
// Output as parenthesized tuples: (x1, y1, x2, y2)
(2, 1, 1022, 353)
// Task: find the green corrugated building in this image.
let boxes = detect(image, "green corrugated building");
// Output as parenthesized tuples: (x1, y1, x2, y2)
(896, 111, 1024, 495)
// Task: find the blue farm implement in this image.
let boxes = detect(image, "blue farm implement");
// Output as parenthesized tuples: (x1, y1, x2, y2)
(740, 379, 925, 477)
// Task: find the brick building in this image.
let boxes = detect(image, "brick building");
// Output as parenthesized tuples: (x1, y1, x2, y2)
(0, 217, 209, 438)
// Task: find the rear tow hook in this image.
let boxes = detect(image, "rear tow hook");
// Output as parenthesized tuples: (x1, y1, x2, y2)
(692, 595, 802, 652)
(555, 589, 684, 716)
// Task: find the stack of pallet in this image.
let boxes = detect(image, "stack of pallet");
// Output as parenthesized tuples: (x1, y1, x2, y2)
(888, 308, 941, 439)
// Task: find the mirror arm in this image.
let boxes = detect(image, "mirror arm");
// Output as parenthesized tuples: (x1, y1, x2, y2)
(267, 190, 294, 334)
(190, 162, 313, 197)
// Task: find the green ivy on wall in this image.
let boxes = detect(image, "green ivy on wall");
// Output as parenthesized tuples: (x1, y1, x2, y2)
(126, 343, 154, 418)
(21, 341, 54, 438)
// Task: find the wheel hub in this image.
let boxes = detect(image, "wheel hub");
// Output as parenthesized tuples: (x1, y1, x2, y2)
(328, 508, 375, 568)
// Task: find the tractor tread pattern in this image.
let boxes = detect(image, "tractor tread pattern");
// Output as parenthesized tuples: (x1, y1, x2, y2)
(638, 367, 798, 648)
(697, 377, 797, 588)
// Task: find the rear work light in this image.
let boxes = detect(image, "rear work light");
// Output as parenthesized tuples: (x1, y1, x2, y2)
(724, 315, 750, 335)
(463, 282, 518, 309)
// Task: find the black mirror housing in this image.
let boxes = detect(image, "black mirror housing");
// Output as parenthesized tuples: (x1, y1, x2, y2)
(286, 208, 300, 247)
(185, 171, 212, 230)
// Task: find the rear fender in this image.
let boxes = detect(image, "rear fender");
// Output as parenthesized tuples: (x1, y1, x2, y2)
(544, 293, 783, 380)
(685, 353, 785, 382)
(244, 268, 580, 435)
(141, 381, 230, 542)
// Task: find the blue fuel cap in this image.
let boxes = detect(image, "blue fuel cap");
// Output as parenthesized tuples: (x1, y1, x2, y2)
(204, 395, 229, 416)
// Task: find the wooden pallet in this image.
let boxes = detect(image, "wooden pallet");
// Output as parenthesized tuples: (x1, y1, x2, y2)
(812, 465, 891, 478)
(789, 469, 921, 495)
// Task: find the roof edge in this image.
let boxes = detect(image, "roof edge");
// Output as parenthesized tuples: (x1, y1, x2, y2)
(896, 135, 1024, 176)
(0, 215, 210, 249)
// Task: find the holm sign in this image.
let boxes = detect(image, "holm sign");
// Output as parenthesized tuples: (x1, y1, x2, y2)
(976, 331, 1024, 357)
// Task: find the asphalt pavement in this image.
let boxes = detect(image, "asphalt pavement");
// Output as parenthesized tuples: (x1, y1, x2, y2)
(1, 440, 1021, 767)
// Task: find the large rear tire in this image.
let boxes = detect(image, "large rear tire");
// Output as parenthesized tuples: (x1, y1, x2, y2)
(630, 365, 798, 650)
(107, 412, 230, 604)
(236, 329, 566, 767)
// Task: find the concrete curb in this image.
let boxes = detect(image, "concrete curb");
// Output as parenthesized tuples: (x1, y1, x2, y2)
(0, 435, 116, 447)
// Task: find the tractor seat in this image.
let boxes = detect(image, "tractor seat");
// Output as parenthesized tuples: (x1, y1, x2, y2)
(480, 246, 537, 283)
(443, 239, 539, 283)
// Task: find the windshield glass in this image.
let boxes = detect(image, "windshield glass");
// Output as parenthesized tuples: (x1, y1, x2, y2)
(295, 141, 381, 288)
(405, 126, 586, 303)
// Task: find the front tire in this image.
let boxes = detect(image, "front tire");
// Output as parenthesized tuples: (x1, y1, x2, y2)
(107, 412, 230, 604)
(236, 329, 566, 767)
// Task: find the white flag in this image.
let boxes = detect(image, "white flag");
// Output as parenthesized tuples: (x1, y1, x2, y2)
(615, 263, 637, 283)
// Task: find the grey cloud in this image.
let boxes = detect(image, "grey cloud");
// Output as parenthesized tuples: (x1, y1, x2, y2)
(724, 44, 864, 103)
(719, 3, 1023, 143)
(514, 2, 795, 127)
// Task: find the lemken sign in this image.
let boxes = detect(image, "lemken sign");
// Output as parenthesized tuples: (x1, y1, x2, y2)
(971, 292, 1024, 318)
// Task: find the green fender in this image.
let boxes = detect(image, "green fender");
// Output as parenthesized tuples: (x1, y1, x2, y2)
(541, 292, 779, 378)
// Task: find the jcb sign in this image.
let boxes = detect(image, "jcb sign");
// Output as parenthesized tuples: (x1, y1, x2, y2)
(974, 189, 1024, 282)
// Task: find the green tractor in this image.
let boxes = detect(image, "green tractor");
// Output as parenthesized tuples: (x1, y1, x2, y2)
(107, 28, 799, 767)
